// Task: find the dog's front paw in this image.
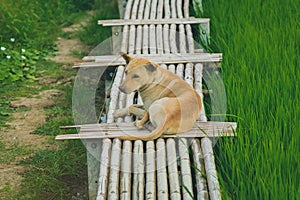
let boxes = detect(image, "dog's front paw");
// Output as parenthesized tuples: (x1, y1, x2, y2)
(134, 120, 144, 129)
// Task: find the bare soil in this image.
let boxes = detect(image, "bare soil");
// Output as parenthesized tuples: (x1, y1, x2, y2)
(0, 15, 90, 198)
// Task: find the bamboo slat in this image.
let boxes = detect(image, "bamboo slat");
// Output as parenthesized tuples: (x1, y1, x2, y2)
(107, 139, 121, 199)
(96, 139, 112, 200)
(55, 121, 237, 140)
(201, 138, 221, 200)
(107, 66, 124, 123)
(176, 64, 184, 80)
(142, 0, 150, 54)
(178, 138, 194, 200)
(156, 0, 164, 54)
(135, 0, 145, 55)
(166, 139, 181, 199)
(149, 0, 158, 54)
(76, 53, 222, 68)
(194, 63, 207, 121)
(120, 140, 132, 199)
(98, 17, 210, 26)
(163, 0, 171, 54)
(132, 140, 144, 200)
(190, 139, 209, 199)
(146, 141, 156, 199)
(156, 139, 169, 199)
(168, 64, 176, 73)
(185, 63, 194, 86)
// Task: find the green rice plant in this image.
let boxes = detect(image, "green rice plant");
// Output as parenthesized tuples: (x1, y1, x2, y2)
(195, 0, 299, 199)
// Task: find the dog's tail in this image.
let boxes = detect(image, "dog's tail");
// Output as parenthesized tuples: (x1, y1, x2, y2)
(118, 122, 169, 141)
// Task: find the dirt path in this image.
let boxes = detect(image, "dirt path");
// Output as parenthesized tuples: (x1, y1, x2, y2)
(0, 14, 91, 196)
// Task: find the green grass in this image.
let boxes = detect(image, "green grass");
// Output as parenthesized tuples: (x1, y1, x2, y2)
(197, 0, 299, 199)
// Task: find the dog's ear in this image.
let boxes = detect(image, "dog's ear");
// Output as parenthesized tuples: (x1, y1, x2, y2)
(120, 52, 133, 64)
(144, 63, 157, 72)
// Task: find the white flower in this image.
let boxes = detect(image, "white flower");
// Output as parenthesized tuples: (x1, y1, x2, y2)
(21, 48, 25, 53)
(1, 47, 6, 51)
(6, 55, 11, 59)
(10, 38, 15, 42)
(21, 55, 26, 59)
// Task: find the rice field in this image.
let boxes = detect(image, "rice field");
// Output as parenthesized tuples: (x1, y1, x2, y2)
(198, 0, 299, 199)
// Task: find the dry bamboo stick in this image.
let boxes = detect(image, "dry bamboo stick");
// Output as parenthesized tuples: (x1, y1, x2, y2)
(160, 64, 167, 69)
(96, 139, 112, 200)
(108, 139, 122, 199)
(132, 140, 144, 200)
(146, 141, 156, 199)
(107, 66, 125, 123)
(177, 0, 187, 53)
(120, 140, 132, 199)
(178, 138, 194, 200)
(149, 0, 158, 54)
(201, 138, 221, 200)
(168, 64, 176, 73)
(136, 0, 146, 55)
(163, 0, 171, 54)
(156, 0, 164, 54)
(190, 139, 209, 200)
(56, 121, 237, 140)
(176, 63, 184, 78)
(166, 139, 181, 199)
(183, 0, 195, 53)
(194, 63, 207, 121)
(156, 139, 169, 199)
(185, 63, 194, 86)
(120, 0, 134, 53)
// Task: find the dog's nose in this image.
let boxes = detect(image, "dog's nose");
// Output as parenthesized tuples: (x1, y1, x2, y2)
(119, 85, 126, 93)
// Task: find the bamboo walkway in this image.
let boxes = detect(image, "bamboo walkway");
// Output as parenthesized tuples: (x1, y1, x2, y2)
(56, 0, 237, 199)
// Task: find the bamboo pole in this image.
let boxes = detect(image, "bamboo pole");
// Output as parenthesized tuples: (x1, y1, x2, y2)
(201, 138, 221, 200)
(132, 140, 145, 200)
(190, 139, 209, 199)
(166, 139, 181, 199)
(156, 139, 169, 199)
(96, 139, 112, 200)
(146, 141, 156, 199)
(108, 139, 122, 199)
(120, 140, 132, 199)
(178, 138, 194, 200)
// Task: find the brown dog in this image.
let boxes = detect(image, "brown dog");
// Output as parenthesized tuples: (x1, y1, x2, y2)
(113, 52, 201, 140)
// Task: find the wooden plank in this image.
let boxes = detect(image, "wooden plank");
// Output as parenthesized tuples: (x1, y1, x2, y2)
(96, 139, 112, 200)
(120, 140, 132, 199)
(55, 121, 237, 140)
(166, 139, 181, 199)
(75, 53, 222, 68)
(98, 17, 210, 26)
(156, 139, 169, 199)
(132, 140, 144, 200)
(146, 141, 156, 199)
(178, 138, 194, 200)
(190, 139, 209, 199)
(201, 138, 221, 200)
(108, 139, 121, 199)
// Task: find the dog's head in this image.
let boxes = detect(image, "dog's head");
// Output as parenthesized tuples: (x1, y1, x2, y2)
(119, 52, 158, 94)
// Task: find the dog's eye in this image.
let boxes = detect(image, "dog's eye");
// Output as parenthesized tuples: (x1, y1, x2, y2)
(132, 74, 139, 79)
